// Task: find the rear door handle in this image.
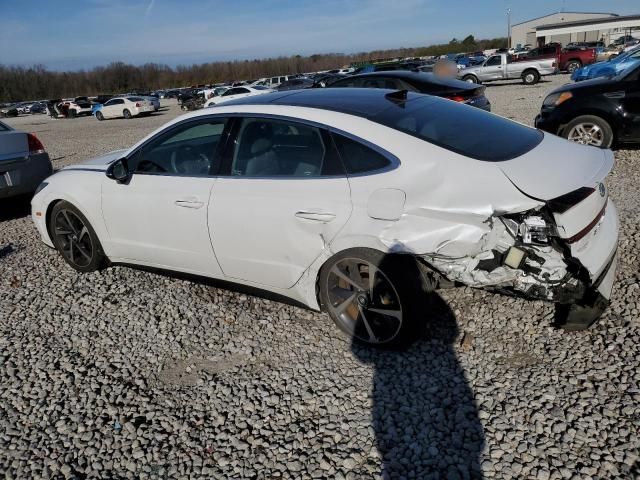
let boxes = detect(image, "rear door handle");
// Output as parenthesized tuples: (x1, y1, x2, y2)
(295, 211, 336, 223)
(175, 198, 204, 209)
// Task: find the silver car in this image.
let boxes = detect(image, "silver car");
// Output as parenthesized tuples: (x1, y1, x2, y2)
(0, 120, 52, 199)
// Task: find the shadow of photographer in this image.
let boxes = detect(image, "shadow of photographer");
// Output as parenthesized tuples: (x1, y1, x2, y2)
(348, 251, 485, 479)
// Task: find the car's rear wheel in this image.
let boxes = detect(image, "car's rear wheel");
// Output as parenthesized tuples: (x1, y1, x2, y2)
(123, 109, 132, 119)
(49, 201, 105, 272)
(522, 69, 540, 85)
(462, 75, 479, 84)
(319, 248, 426, 349)
(565, 60, 582, 74)
(95, 111, 104, 121)
(563, 115, 613, 148)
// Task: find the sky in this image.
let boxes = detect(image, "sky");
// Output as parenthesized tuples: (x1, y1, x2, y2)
(0, 0, 638, 71)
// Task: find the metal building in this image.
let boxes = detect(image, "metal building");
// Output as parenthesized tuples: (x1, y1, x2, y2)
(510, 12, 617, 48)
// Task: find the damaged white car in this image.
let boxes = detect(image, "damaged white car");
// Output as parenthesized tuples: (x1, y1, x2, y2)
(31, 88, 618, 348)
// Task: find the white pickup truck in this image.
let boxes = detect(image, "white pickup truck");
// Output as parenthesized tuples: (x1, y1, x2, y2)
(458, 53, 557, 85)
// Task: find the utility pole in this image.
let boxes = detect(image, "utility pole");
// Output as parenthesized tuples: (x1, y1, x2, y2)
(507, 8, 511, 49)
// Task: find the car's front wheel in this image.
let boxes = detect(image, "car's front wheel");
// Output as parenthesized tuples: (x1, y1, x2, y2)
(563, 115, 613, 148)
(462, 74, 479, 84)
(123, 109, 132, 119)
(319, 248, 427, 349)
(95, 111, 104, 121)
(49, 201, 106, 272)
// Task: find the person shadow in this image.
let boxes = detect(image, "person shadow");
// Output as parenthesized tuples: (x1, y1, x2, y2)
(350, 252, 485, 479)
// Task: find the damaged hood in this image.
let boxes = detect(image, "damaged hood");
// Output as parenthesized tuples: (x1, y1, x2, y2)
(498, 133, 613, 201)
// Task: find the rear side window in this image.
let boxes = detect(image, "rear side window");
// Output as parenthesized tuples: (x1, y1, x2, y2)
(332, 133, 391, 174)
(373, 96, 543, 161)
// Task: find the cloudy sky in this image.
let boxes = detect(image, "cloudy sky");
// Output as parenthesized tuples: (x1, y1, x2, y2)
(1, 0, 638, 70)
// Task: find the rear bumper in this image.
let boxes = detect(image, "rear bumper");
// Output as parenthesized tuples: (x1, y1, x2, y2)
(0, 152, 52, 199)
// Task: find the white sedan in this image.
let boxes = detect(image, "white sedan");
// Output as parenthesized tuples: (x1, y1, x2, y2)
(204, 86, 272, 108)
(94, 97, 155, 120)
(31, 88, 618, 348)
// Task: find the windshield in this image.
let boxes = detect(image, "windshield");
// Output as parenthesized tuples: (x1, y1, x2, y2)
(372, 96, 543, 162)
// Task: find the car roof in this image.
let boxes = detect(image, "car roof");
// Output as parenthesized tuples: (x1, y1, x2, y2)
(218, 87, 432, 118)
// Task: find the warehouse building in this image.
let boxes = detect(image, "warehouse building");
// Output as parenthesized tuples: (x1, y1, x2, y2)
(511, 11, 617, 48)
(536, 14, 640, 47)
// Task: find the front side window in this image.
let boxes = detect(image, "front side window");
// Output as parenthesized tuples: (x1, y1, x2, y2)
(332, 133, 391, 174)
(486, 56, 501, 66)
(230, 118, 341, 177)
(131, 119, 227, 176)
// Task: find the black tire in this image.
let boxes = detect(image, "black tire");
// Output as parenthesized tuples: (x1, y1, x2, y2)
(562, 115, 614, 149)
(69, 109, 77, 118)
(522, 69, 540, 85)
(565, 60, 582, 74)
(123, 109, 132, 119)
(318, 248, 429, 349)
(49, 201, 106, 273)
(462, 74, 479, 84)
(95, 111, 104, 121)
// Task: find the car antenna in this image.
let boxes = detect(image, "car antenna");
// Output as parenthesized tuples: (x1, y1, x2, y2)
(384, 89, 408, 102)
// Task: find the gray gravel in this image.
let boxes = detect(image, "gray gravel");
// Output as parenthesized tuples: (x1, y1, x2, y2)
(1, 77, 640, 479)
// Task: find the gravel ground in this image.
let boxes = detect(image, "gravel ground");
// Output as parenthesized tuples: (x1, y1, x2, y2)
(1, 77, 639, 479)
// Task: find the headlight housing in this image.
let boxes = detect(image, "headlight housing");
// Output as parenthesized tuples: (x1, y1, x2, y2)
(542, 91, 573, 108)
(34, 181, 48, 195)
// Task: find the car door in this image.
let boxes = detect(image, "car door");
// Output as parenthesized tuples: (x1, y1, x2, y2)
(482, 56, 504, 80)
(103, 98, 122, 119)
(208, 116, 352, 289)
(101, 117, 230, 276)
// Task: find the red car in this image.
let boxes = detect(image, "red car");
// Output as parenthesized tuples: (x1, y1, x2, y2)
(515, 43, 597, 74)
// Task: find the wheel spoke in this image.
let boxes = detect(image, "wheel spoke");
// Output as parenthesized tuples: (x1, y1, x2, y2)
(78, 226, 89, 242)
(367, 264, 378, 295)
(331, 265, 361, 291)
(75, 243, 92, 261)
(358, 306, 377, 342)
(67, 241, 75, 262)
(55, 228, 73, 235)
(367, 307, 402, 320)
(62, 211, 78, 235)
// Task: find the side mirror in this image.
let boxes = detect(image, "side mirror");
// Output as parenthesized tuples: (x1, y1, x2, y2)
(106, 157, 130, 183)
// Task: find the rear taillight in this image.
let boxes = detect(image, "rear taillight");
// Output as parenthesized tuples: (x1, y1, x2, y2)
(566, 203, 607, 244)
(447, 95, 466, 102)
(27, 133, 45, 154)
(135, 102, 142, 107)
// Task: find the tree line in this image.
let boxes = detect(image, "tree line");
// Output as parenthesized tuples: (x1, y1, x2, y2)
(0, 36, 506, 102)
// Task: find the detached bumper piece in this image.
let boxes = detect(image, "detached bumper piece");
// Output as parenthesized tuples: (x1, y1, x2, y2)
(554, 251, 617, 331)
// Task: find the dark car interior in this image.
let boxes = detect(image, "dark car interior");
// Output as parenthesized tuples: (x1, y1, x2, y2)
(133, 121, 226, 176)
(231, 119, 326, 177)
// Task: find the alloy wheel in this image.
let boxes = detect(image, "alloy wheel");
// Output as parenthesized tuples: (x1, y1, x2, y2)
(325, 258, 403, 344)
(567, 123, 604, 147)
(53, 209, 94, 268)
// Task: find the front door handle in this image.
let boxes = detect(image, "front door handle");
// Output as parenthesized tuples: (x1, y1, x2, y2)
(295, 211, 336, 223)
(175, 198, 204, 209)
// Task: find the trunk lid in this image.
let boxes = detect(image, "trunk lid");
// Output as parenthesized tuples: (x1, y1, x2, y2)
(498, 133, 612, 201)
